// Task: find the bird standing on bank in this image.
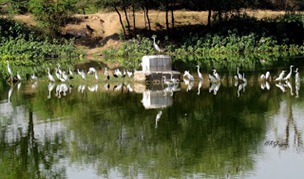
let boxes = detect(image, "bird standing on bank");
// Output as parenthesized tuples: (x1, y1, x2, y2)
(47, 68, 55, 82)
(196, 65, 203, 81)
(283, 65, 294, 81)
(275, 70, 286, 82)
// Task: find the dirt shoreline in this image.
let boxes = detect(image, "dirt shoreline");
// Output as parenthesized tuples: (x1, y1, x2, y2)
(13, 10, 286, 61)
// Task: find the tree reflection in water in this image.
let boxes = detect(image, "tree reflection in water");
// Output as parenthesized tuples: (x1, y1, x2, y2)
(0, 65, 304, 178)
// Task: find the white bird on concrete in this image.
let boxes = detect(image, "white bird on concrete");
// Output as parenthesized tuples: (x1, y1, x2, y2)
(152, 36, 161, 53)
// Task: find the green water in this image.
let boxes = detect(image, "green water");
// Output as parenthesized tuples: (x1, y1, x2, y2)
(1, 61, 304, 178)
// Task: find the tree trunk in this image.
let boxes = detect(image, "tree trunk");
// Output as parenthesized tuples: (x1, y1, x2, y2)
(142, 6, 147, 29)
(170, 0, 175, 29)
(165, 0, 169, 33)
(145, 6, 151, 31)
(132, 5, 136, 37)
(114, 6, 127, 39)
(122, 5, 131, 37)
(207, 0, 212, 29)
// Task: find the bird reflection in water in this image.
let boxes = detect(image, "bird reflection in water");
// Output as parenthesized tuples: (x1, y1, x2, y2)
(155, 110, 163, 129)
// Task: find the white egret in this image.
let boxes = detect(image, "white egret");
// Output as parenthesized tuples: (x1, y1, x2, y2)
(31, 73, 38, 80)
(114, 69, 122, 77)
(170, 72, 179, 84)
(126, 84, 133, 92)
(186, 81, 194, 92)
(17, 82, 22, 91)
(88, 84, 99, 92)
(77, 69, 86, 79)
(265, 71, 270, 80)
(196, 65, 203, 81)
(295, 68, 300, 84)
(127, 69, 133, 78)
(31, 81, 38, 89)
(208, 73, 217, 83)
(68, 67, 73, 76)
(62, 71, 69, 81)
(162, 76, 172, 86)
(209, 82, 220, 95)
(152, 36, 161, 53)
(104, 83, 110, 90)
(275, 70, 286, 82)
(104, 67, 110, 80)
(213, 69, 221, 82)
(87, 67, 97, 74)
(47, 68, 55, 82)
(16, 72, 22, 81)
(275, 82, 286, 92)
(283, 65, 294, 81)
(183, 70, 194, 81)
(235, 67, 243, 81)
(209, 69, 220, 83)
(57, 64, 63, 75)
(87, 67, 99, 80)
(121, 69, 126, 78)
(48, 82, 55, 99)
(285, 81, 294, 96)
(295, 68, 300, 98)
(6, 60, 13, 76)
(197, 80, 202, 95)
(113, 83, 123, 91)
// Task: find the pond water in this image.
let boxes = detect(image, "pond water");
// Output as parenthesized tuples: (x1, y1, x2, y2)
(1, 58, 304, 178)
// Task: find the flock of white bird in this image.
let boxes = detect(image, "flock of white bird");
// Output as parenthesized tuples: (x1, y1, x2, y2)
(158, 64, 300, 98)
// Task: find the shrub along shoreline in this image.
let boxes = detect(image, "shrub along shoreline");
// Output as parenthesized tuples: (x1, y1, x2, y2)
(103, 14, 304, 70)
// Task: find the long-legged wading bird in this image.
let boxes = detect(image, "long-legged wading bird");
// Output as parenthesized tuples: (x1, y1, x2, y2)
(275, 70, 286, 82)
(283, 65, 294, 81)
(196, 65, 203, 81)
(47, 68, 55, 82)
(104, 67, 110, 80)
(152, 36, 161, 53)
(7, 61, 12, 77)
(260, 71, 271, 81)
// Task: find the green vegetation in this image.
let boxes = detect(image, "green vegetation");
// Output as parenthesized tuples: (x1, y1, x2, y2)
(103, 31, 304, 70)
(0, 0, 304, 77)
(0, 18, 82, 80)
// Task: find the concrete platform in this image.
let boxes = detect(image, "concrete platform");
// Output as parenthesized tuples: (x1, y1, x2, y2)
(134, 55, 180, 82)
